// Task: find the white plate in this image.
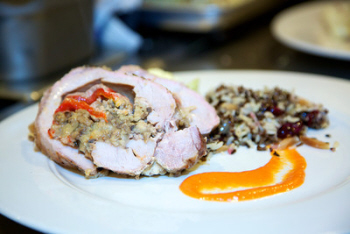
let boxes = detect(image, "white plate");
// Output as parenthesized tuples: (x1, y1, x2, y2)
(1, 70, 350, 233)
(271, 1, 350, 60)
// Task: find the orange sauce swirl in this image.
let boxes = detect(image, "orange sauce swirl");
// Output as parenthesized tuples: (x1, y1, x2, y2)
(179, 148, 306, 202)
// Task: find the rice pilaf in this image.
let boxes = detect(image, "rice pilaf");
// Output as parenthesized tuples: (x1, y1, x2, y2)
(206, 85, 330, 153)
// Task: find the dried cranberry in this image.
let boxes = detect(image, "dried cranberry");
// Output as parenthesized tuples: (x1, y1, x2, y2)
(261, 102, 284, 116)
(298, 110, 324, 129)
(277, 121, 304, 139)
(270, 105, 284, 116)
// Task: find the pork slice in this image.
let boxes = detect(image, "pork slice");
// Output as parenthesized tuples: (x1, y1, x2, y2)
(34, 67, 116, 177)
(91, 139, 156, 176)
(34, 66, 177, 177)
(154, 126, 207, 174)
(109, 69, 176, 129)
(120, 65, 219, 135)
(157, 79, 219, 135)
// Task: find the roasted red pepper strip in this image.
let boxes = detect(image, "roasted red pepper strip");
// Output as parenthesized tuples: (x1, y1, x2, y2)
(55, 98, 107, 120)
(69, 88, 117, 105)
(49, 88, 116, 139)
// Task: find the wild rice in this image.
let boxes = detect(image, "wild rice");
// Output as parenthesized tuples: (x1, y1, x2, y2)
(206, 85, 329, 153)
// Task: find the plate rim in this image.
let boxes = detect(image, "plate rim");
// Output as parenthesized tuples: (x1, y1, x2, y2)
(1, 69, 350, 233)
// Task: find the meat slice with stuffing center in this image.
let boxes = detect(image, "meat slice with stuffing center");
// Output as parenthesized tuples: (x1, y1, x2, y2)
(32, 66, 216, 178)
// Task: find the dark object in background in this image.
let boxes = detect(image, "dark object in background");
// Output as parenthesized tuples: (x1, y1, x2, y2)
(139, 0, 285, 32)
(0, 0, 94, 82)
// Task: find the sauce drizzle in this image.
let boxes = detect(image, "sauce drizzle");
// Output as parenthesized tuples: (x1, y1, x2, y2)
(179, 148, 306, 202)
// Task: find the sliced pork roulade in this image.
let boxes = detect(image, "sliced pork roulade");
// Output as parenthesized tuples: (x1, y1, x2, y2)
(32, 66, 215, 178)
(118, 65, 220, 135)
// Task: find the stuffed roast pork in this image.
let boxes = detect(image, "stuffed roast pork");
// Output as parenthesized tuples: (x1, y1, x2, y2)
(31, 66, 219, 178)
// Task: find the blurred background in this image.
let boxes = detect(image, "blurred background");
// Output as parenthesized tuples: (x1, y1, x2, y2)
(1, 0, 350, 232)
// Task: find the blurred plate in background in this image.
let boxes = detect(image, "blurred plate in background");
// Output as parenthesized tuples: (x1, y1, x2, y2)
(271, 1, 350, 61)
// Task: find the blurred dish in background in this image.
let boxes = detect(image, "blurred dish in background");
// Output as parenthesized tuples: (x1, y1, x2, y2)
(139, 0, 283, 32)
(0, 0, 142, 102)
(94, 0, 142, 53)
(271, 1, 350, 61)
(0, 0, 94, 82)
(320, 2, 350, 51)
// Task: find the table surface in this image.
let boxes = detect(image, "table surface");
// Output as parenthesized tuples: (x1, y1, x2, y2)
(1, 0, 350, 232)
